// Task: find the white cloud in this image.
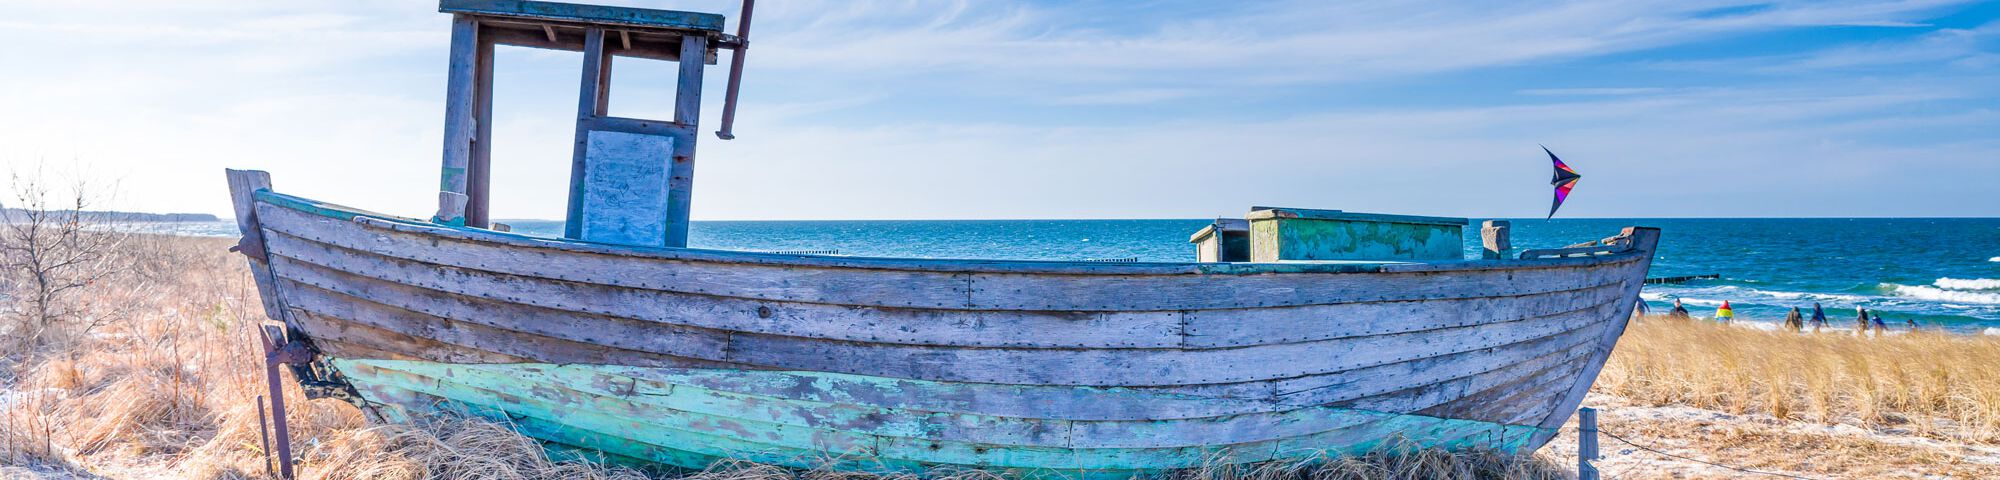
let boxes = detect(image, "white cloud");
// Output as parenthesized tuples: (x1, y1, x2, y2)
(0, 0, 1993, 219)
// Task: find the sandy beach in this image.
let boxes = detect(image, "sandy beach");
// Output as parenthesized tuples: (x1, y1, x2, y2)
(0, 235, 1991, 479)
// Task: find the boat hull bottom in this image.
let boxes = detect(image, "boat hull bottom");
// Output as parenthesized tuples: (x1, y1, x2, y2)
(332, 358, 1549, 477)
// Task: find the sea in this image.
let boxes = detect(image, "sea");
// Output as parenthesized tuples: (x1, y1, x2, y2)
(128, 218, 2000, 335)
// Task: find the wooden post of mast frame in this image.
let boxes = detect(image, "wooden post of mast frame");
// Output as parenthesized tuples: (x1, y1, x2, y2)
(432, 0, 752, 248)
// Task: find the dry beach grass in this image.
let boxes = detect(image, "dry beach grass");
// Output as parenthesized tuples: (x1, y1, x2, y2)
(2, 235, 1997, 479)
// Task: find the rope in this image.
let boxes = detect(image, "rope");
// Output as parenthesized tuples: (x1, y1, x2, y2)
(1591, 427, 1820, 480)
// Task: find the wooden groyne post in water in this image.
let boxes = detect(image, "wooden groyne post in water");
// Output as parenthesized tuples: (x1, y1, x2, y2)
(1644, 274, 1721, 285)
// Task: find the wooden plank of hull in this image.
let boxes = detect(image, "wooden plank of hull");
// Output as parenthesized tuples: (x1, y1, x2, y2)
(336, 359, 1542, 472)
(264, 234, 1185, 349)
(270, 229, 1640, 356)
(259, 223, 1638, 356)
(960, 264, 1632, 311)
(351, 359, 1418, 451)
(1345, 328, 1605, 424)
(283, 280, 746, 369)
(266, 221, 1632, 402)
(289, 309, 529, 364)
(268, 228, 1631, 351)
(273, 257, 737, 360)
(280, 258, 1620, 391)
(337, 324, 1605, 453)
(725, 303, 1618, 386)
(274, 238, 1619, 387)
(1195, 315, 1612, 405)
(1180, 281, 1628, 347)
(288, 196, 1628, 275)
(254, 202, 1645, 312)
(266, 225, 1632, 356)
(305, 296, 1612, 433)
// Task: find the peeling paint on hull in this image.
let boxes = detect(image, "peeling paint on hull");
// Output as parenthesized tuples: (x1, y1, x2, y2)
(334, 359, 1546, 476)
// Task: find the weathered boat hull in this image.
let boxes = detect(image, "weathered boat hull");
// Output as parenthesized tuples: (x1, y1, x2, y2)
(229, 174, 1658, 476)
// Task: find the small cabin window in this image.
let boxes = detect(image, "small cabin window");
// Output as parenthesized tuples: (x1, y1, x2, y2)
(485, 45, 586, 227)
(604, 56, 682, 121)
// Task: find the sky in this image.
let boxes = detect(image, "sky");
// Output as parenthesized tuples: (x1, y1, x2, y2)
(0, 0, 1996, 220)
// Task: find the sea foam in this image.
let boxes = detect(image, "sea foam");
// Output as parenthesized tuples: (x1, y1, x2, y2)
(1893, 285, 2000, 305)
(1991, 256, 2000, 263)
(1935, 278, 2000, 290)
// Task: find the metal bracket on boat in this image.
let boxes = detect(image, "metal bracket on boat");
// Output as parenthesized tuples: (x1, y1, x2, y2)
(713, 0, 755, 140)
(227, 238, 265, 261)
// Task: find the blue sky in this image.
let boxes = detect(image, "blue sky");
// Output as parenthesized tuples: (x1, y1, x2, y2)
(1, 0, 1996, 219)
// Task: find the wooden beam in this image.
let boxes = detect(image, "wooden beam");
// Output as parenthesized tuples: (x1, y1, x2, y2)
(664, 34, 707, 248)
(468, 31, 496, 228)
(564, 27, 609, 240)
(479, 26, 679, 61)
(620, 30, 632, 50)
(225, 169, 287, 322)
(439, 15, 479, 198)
(541, 24, 558, 42)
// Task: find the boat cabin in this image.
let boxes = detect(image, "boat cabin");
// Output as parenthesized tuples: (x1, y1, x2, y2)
(1194, 207, 1470, 263)
(1188, 218, 1250, 262)
(431, 0, 749, 248)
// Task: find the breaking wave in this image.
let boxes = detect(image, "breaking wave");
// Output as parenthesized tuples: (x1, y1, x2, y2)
(1893, 285, 2000, 305)
(1936, 278, 2000, 290)
(1644, 284, 1869, 307)
(1990, 257, 2000, 263)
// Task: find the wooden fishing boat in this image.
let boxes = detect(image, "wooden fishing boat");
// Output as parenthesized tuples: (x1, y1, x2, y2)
(226, 1, 1661, 477)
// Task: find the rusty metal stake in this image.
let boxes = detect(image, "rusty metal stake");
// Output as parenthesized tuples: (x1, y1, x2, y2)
(260, 324, 311, 480)
(256, 395, 273, 477)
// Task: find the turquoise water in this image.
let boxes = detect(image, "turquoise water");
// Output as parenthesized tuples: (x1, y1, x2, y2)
(144, 218, 2000, 334)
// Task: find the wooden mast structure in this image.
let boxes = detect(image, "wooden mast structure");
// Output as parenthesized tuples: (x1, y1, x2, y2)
(432, 0, 750, 248)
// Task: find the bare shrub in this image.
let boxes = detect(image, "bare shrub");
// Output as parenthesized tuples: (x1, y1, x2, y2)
(0, 165, 126, 353)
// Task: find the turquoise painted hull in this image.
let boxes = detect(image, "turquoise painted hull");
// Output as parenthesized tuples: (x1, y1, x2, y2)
(334, 360, 1543, 477)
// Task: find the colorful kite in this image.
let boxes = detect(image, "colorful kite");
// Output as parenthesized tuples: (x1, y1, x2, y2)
(1544, 145, 1580, 219)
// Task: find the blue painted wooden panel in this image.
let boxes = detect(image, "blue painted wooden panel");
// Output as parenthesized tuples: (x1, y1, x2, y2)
(578, 130, 673, 246)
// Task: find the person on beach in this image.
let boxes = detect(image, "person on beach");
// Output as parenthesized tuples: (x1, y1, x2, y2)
(1906, 318, 1919, 330)
(1715, 301, 1734, 323)
(1784, 307, 1805, 332)
(1857, 308, 1871, 335)
(1873, 313, 1889, 333)
(1670, 299, 1691, 320)
(1809, 303, 1828, 333)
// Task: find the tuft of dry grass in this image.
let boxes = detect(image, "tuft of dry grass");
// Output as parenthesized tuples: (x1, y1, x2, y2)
(0, 235, 648, 479)
(2, 234, 1568, 479)
(1597, 316, 2000, 444)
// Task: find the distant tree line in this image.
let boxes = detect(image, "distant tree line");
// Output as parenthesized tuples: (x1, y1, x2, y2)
(0, 208, 217, 223)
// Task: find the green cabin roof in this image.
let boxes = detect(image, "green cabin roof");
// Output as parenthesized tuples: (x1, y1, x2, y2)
(440, 0, 726, 33)
(1246, 207, 1469, 226)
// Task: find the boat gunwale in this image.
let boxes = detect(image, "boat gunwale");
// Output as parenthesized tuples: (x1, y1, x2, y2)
(253, 189, 1648, 276)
